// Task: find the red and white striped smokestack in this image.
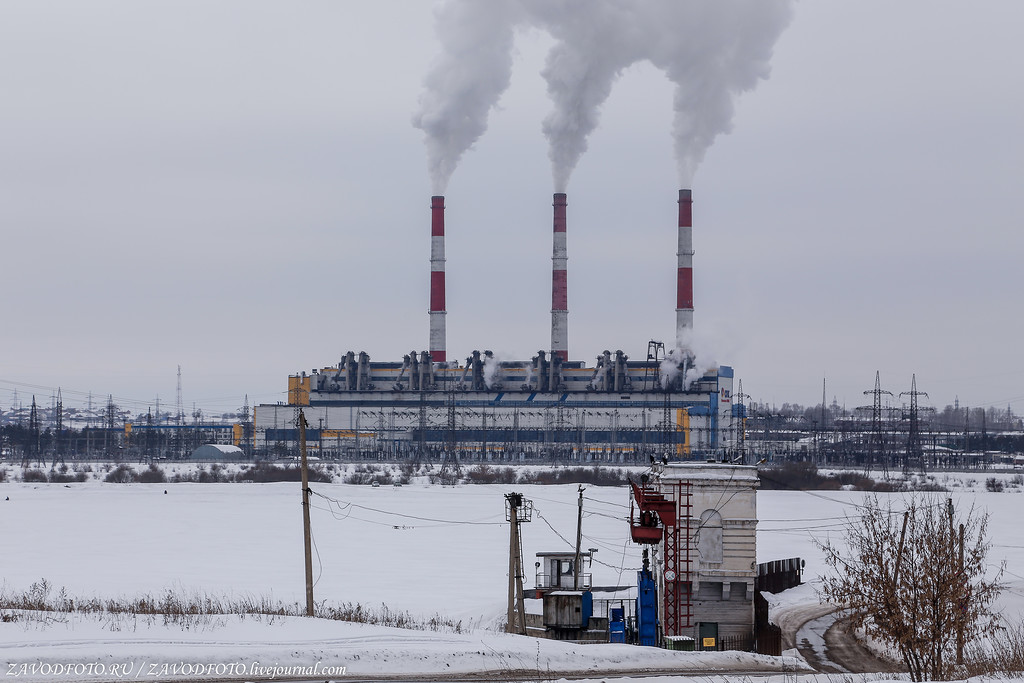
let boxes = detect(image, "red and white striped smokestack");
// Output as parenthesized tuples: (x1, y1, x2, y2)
(429, 195, 446, 363)
(551, 193, 568, 363)
(675, 189, 693, 347)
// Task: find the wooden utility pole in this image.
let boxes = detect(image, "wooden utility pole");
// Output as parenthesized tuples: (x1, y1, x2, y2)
(957, 522, 965, 665)
(574, 484, 585, 590)
(893, 510, 910, 583)
(298, 410, 314, 617)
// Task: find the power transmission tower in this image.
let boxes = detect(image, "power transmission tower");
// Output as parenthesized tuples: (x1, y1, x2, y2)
(818, 377, 827, 461)
(105, 395, 117, 459)
(439, 385, 460, 483)
(146, 407, 154, 461)
(241, 395, 252, 458)
(662, 388, 674, 462)
(52, 388, 64, 468)
(734, 380, 751, 464)
(26, 396, 40, 466)
(175, 366, 185, 458)
(505, 492, 533, 634)
(175, 365, 185, 426)
(900, 375, 929, 472)
(861, 372, 893, 475)
(963, 406, 971, 466)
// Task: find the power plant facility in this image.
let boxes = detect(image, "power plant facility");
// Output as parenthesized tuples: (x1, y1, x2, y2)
(253, 190, 745, 462)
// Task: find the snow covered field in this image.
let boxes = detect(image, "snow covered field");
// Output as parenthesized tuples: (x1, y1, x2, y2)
(1, 470, 1022, 680)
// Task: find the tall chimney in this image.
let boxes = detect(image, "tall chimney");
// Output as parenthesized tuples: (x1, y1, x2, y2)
(429, 195, 446, 363)
(551, 193, 568, 363)
(675, 189, 693, 347)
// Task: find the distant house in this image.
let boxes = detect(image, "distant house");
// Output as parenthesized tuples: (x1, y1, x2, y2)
(190, 444, 245, 461)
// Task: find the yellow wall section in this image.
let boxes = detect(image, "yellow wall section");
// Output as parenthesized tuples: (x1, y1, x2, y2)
(288, 375, 311, 406)
(676, 408, 690, 456)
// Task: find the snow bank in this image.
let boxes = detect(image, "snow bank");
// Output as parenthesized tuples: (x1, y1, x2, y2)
(0, 613, 809, 682)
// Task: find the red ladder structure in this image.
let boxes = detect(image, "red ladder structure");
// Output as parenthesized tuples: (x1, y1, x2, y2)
(629, 479, 694, 638)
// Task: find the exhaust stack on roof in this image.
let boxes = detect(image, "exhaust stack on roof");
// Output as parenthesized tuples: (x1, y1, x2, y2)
(675, 189, 693, 347)
(429, 195, 446, 363)
(551, 192, 568, 363)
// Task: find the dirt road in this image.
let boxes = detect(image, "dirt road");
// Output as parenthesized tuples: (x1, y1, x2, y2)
(781, 603, 905, 674)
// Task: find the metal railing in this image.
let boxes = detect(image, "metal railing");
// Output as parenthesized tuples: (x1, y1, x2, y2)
(535, 572, 592, 590)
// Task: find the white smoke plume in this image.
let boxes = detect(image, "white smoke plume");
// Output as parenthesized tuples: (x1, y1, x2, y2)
(415, 0, 793, 192)
(646, 1, 794, 186)
(412, 2, 523, 195)
(661, 346, 716, 392)
(482, 352, 507, 389)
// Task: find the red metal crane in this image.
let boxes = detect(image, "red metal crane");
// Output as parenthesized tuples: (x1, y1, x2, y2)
(629, 478, 693, 638)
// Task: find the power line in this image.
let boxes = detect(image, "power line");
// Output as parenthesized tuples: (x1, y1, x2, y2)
(308, 489, 505, 527)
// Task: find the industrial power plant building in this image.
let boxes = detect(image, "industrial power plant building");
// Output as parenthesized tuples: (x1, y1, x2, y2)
(253, 190, 745, 461)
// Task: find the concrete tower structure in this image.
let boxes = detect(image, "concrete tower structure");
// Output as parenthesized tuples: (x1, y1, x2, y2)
(551, 193, 568, 363)
(429, 195, 446, 362)
(675, 189, 694, 347)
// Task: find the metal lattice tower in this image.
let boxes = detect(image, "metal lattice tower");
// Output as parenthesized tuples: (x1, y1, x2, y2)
(662, 389, 674, 462)
(412, 392, 427, 468)
(734, 380, 751, 464)
(644, 340, 665, 392)
(900, 375, 929, 471)
(175, 365, 185, 427)
(439, 385, 461, 483)
(52, 387, 64, 468)
(241, 394, 252, 458)
(26, 396, 40, 465)
(861, 371, 893, 474)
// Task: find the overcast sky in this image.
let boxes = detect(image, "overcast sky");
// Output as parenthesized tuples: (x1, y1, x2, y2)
(2, 1, 1022, 418)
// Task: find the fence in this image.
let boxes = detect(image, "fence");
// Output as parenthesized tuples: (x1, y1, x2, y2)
(756, 557, 804, 594)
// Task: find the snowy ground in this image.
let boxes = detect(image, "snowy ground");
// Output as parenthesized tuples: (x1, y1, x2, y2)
(1, 469, 1022, 680)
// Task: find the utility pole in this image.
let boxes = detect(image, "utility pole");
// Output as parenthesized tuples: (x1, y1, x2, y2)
(505, 492, 532, 634)
(957, 521, 965, 665)
(298, 409, 314, 617)
(574, 485, 585, 590)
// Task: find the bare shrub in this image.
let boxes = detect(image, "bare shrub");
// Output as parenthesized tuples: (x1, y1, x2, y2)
(758, 461, 933, 492)
(235, 463, 332, 483)
(520, 466, 629, 486)
(48, 464, 87, 483)
(344, 465, 393, 485)
(22, 469, 48, 483)
(819, 495, 1003, 681)
(197, 464, 231, 483)
(136, 464, 167, 483)
(986, 477, 1005, 493)
(463, 465, 519, 484)
(104, 464, 137, 483)
(758, 461, 826, 490)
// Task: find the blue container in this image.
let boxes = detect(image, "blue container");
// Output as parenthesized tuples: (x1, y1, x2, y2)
(609, 607, 626, 643)
(636, 570, 658, 647)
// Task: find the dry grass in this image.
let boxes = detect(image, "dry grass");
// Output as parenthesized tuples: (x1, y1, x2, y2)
(0, 579, 465, 633)
(961, 621, 1024, 678)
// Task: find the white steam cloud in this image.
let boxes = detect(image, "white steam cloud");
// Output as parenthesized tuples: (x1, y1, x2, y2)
(414, 0, 793, 193)
(411, 1, 523, 195)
